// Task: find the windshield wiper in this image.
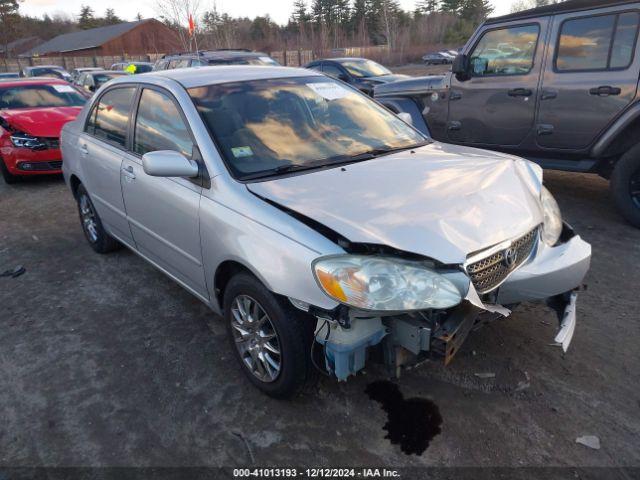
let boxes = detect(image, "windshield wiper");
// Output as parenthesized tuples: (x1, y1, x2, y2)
(241, 162, 328, 181)
(329, 142, 430, 165)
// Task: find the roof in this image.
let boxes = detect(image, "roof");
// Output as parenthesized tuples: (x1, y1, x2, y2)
(164, 50, 268, 60)
(487, 0, 638, 24)
(27, 19, 153, 56)
(110, 65, 320, 89)
(0, 78, 71, 88)
(2, 36, 42, 54)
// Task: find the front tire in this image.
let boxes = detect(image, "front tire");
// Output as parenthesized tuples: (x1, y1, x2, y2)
(223, 273, 314, 398)
(76, 184, 120, 253)
(611, 144, 640, 228)
(0, 159, 19, 184)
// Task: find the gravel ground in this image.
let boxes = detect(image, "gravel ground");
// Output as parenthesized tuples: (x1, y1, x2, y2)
(1, 166, 639, 471)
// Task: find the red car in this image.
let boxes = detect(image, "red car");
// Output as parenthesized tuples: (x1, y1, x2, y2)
(0, 78, 86, 184)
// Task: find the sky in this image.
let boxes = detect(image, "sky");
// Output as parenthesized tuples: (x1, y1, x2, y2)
(20, 0, 515, 25)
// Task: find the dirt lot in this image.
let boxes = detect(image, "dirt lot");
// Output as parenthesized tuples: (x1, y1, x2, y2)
(1, 165, 639, 472)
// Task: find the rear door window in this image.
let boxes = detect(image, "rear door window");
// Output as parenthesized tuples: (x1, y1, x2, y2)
(85, 87, 136, 148)
(133, 88, 194, 157)
(556, 12, 640, 71)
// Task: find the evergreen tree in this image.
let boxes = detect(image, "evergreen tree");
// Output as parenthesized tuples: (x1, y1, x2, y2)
(440, 0, 463, 14)
(417, 0, 439, 14)
(78, 5, 96, 29)
(460, 0, 493, 24)
(104, 8, 122, 25)
(292, 0, 309, 23)
(0, 0, 19, 57)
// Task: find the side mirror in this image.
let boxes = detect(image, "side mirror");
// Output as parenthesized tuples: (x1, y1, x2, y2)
(142, 150, 199, 178)
(397, 112, 413, 125)
(452, 54, 468, 76)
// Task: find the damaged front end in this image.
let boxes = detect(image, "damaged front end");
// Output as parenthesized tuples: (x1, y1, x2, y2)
(295, 223, 590, 382)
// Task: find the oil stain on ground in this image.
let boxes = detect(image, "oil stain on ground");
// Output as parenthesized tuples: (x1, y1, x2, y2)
(365, 380, 442, 455)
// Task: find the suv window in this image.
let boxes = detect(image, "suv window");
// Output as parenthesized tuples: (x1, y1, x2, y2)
(133, 88, 193, 157)
(556, 12, 640, 71)
(469, 24, 539, 76)
(85, 87, 136, 148)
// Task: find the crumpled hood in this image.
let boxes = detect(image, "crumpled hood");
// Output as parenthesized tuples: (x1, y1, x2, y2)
(248, 142, 544, 264)
(374, 74, 449, 97)
(1, 107, 82, 137)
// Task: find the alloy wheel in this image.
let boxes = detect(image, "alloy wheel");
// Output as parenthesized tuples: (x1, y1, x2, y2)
(79, 194, 99, 243)
(631, 169, 640, 209)
(230, 295, 282, 383)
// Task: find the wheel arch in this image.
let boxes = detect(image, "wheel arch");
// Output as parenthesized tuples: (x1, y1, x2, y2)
(213, 259, 267, 313)
(591, 103, 640, 176)
(69, 174, 82, 199)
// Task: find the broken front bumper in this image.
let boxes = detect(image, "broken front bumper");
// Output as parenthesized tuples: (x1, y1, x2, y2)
(496, 234, 591, 305)
(314, 232, 591, 381)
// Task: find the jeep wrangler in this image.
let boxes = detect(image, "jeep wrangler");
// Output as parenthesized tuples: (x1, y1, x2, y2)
(374, 0, 640, 227)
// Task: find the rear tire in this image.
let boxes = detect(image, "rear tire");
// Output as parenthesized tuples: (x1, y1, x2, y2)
(611, 144, 640, 228)
(76, 184, 120, 253)
(223, 272, 315, 398)
(0, 159, 19, 184)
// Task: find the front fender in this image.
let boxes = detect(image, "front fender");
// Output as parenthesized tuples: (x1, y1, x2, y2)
(377, 97, 430, 136)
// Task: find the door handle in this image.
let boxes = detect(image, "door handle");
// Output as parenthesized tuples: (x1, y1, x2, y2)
(80, 144, 89, 156)
(540, 89, 557, 100)
(589, 86, 621, 96)
(121, 165, 136, 179)
(449, 91, 462, 101)
(447, 121, 462, 131)
(537, 124, 554, 136)
(508, 88, 533, 97)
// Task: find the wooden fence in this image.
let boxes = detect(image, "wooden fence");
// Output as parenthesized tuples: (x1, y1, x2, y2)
(0, 45, 392, 73)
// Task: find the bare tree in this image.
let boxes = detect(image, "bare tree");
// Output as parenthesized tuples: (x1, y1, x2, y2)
(156, 0, 202, 51)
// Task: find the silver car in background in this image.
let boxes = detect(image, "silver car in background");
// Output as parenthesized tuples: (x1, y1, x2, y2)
(61, 66, 591, 398)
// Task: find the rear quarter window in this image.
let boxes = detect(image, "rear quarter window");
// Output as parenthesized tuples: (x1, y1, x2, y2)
(85, 87, 136, 148)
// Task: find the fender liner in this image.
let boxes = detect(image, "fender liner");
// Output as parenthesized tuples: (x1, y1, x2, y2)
(591, 101, 640, 158)
(377, 97, 431, 136)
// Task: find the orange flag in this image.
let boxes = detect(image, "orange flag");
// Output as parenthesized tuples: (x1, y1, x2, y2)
(188, 14, 195, 36)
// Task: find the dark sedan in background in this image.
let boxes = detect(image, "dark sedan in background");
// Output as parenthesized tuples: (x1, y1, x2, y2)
(305, 57, 409, 96)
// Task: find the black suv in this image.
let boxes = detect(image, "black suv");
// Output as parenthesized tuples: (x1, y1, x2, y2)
(154, 50, 279, 70)
(305, 57, 409, 96)
(375, 0, 640, 227)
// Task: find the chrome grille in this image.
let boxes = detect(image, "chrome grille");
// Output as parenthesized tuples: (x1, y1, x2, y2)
(466, 227, 539, 294)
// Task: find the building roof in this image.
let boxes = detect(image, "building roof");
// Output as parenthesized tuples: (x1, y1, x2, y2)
(2, 36, 42, 55)
(487, 0, 638, 24)
(27, 19, 153, 56)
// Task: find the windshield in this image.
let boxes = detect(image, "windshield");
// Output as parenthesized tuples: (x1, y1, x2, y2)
(189, 76, 426, 180)
(94, 73, 125, 87)
(0, 84, 86, 109)
(31, 68, 68, 79)
(134, 64, 153, 73)
(209, 56, 279, 66)
(339, 59, 392, 78)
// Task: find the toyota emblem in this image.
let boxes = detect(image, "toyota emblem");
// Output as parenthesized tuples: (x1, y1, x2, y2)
(503, 247, 518, 268)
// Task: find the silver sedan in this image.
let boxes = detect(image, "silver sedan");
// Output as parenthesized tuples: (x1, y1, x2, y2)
(61, 66, 591, 397)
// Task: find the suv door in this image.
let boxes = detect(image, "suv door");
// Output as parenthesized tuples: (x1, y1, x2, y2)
(120, 87, 208, 298)
(79, 86, 137, 246)
(447, 20, 547, 146)
(537, 8, 640, 150)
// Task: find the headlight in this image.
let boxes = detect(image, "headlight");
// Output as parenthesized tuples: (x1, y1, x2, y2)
(10, 133, 45, 150)
(541, 186, 562, 246)
(313, 255, 462, 311)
